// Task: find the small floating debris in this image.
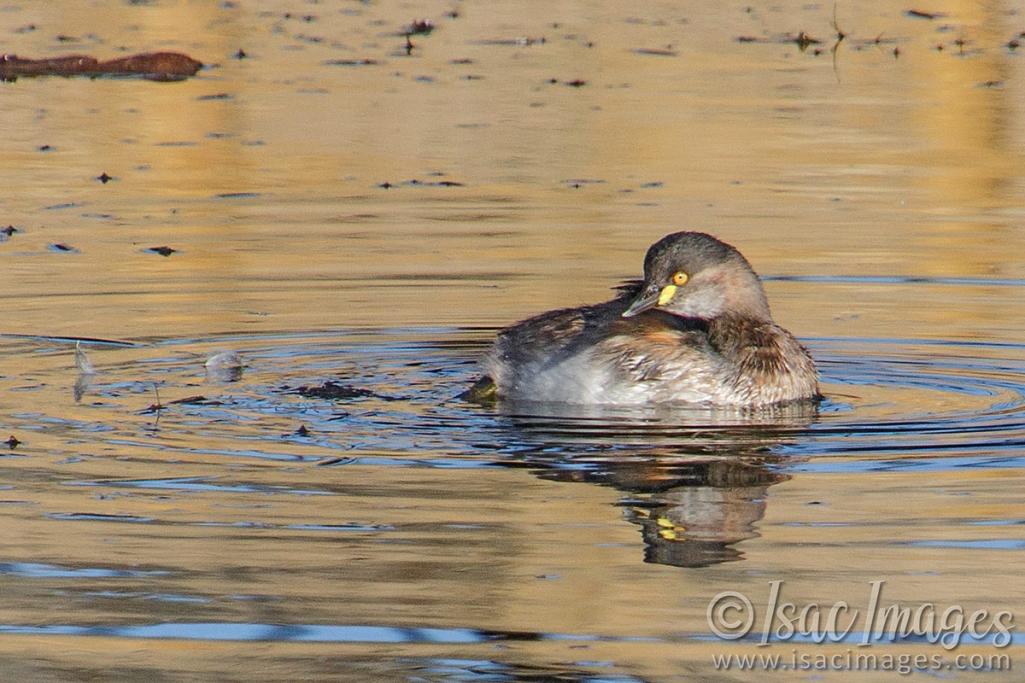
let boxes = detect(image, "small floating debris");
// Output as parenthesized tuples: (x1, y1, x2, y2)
(791, 31, 821, 50)
(323, 58, 379, 66)
(473, 37, 546, 46)
(632, 47, 677, 57)
(0, 51, 203, 81)
(561, 178, 606, 189)
(293, 34, 325, 45)
(405, 19, 434, 35)
(141, 383, 165, 415)
(48, 243, 79, 253)
(287, 522, 394, 532)
(234, 48, 247, 59)
(205, 351, 245, 382)
(317, 456, 357, 467)
(4, 435, 20, 450)
(905, 9, 943, 20)
(282, 12, 317, 23)
(196, 92, 232, 101)
(75, 341, 96, 375)
(38, 144, 54, 152)
(96, 172, 113, 183)
(290, 381, 376, 400)
(215, 192, 260, 199)
(0, 225, 17, 239)
(377, 178, 464, 189)
(146, 246, 177, 257)
(168, 395, 223, 406)
(736, 33, 824, 50)
(47, 512, 154, 524)
(949, 37, 972, 55)
(294, 425, 310, 437)
(564, 79, 587, 87)
(73, 342, 96, 402)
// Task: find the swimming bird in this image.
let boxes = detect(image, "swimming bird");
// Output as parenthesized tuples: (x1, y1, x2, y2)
(476, 231, 819, 406)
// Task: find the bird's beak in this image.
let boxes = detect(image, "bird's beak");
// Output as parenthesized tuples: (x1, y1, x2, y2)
(622, 284, 677, 318)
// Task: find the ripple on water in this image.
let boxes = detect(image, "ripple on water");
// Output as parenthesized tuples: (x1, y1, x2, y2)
(2, 329, 1025, 575)
(2, 328, 1024, 469)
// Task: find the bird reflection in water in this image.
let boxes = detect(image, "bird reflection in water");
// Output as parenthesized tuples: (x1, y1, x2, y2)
(494, 400, 815, 568)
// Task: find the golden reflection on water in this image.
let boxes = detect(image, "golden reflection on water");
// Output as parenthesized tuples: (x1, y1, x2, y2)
(2, 0, 1025, 680)
(1, 0, 1023, 337)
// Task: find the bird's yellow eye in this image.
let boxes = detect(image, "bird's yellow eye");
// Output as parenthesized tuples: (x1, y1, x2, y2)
(672, 271, 688, 286)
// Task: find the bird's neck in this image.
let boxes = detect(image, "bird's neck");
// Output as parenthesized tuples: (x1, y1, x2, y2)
(706, 313, 786, 372)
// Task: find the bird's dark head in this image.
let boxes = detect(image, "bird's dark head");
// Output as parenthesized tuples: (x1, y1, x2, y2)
(622, 232, 771, 321)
